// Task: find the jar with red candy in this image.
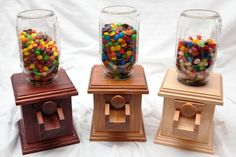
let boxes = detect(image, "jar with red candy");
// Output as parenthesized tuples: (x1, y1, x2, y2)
(176, 9, 222, 86)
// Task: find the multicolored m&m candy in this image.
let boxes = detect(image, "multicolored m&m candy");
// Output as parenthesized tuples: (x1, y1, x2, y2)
(101, 23, 137, 80)
(19, 29, 59, 85)
(176, 35, 217, 86)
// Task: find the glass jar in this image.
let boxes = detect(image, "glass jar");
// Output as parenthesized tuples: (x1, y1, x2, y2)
(17, 9, 60, 86)
(100, 6, 139, 80)
(175, 9, 222, 86)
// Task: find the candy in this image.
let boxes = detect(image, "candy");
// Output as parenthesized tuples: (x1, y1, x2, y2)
(101, 23, 137, 79)
(176, 35, 217, 85)
(19, 29, 59, 85)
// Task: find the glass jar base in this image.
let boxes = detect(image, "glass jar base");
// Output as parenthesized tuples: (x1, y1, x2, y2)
(26, 76, 57, 87)
(177, 77, 207, 86)
(104, 71, 134, 80)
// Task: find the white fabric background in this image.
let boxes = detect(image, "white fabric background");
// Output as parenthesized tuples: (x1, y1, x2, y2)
(0, 0, 236, 157)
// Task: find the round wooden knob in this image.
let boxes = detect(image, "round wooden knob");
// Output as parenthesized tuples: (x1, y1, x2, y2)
(180, 102, 196, 118)
(42, 101, 57, 115)
(111, 95, 126, 109)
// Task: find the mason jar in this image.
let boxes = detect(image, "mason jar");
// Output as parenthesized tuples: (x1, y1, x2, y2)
(100, 6, 139, 80)
(175, 9, 222, 86)
(17, 9, 60, 86)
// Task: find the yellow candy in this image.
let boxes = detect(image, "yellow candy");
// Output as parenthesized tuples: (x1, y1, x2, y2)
(27, 45, 33, 50)
(33, 43, 38, 47)
(22, 48, 27, 53)
(115, 45, 121, 51)
(29, 64, 35, 69)
(42, 72, 47, 77)
(52, 47, 56, 52)
(111, 57, 117, 61)
(126, 50, 132, 56)
(104, 32, 109, 36)
(23, 51, 29, 56)
(20, 35, 25, 41)
(22, 32, 26, 36)
(53, 52, 59, 57)
(37, 55, 43, 60)
(180, 46, 185, 52)
(48, 41, 54, 46)
(31, 33, 37, 39)
(121, 43, 127, 47)
(110, 46, 115, 52)
(192, 38, 199, 44)
(109, 32, 115, 36)
(43, 66, 49, 72)
(40, 40, 45, 46)
(118, 38, 123, 43)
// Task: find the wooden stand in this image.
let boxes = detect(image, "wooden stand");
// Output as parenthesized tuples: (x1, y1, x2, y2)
(155, 69, 223, 154)
(88, 65, 149, 141)
(11, 68, 80, 155)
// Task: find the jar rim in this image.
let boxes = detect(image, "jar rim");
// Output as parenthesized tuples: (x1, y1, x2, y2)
(101, 5, 138, 15)
(181, 9, 220, 19)
(17, 9, 55, 19)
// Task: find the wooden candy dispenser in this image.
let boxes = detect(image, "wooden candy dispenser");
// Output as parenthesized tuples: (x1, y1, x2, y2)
(155, 69, 223, 154)
(88, 65, 149, 141)
(11, 69, 80, 154)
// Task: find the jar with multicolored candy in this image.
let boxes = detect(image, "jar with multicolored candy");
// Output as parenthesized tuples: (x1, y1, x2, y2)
(17, 9, 60, 86)
(175, 9, 222, 86)
(100, 6, 139, 80)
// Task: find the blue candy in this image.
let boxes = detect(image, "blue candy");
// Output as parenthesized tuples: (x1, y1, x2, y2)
(120, 60, 126, 65)
(105, 36, 110, 41)
(114, 35, 119, 41)
(187, 42, 193, 48)
(187, 57, 193, 62)
(118, 32, 124, 38)
(102, 54, 108, 62)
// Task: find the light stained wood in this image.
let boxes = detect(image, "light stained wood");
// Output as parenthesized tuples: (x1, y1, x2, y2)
(155, 128, 214, 154)
(88, 65, 148, 141)
(155, 69, 223, 154)
(158, 68, 223, 105)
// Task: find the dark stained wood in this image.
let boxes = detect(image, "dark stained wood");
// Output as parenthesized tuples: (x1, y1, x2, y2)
(11, 68, 78, 105)
(18, 120, 80, 155)
(11, 68, 80, 154)
(88, 65, 148, 141)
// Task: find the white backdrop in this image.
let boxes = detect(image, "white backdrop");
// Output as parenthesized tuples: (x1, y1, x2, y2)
(0, 0, 236, 157)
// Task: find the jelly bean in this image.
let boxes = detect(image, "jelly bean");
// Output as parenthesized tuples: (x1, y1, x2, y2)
(176, 35, 217, 85)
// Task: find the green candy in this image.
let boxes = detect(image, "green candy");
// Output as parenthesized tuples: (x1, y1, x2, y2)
(198, 41, 205, 47)
(131, 34, 136, 41)
(35, 50, 40, 56)
(43, 55, 49, 61)
(108, 42, 113, 46)
(32, 68, 38, 73)
(117, 23, 122, 26)
(114, 42, 119, 46)
(184, 53, 190, 57)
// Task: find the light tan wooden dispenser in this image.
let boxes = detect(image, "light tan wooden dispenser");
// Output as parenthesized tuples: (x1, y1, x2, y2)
(155, 69, 223, 154)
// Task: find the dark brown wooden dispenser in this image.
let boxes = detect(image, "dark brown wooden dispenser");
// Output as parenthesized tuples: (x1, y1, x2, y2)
(11, 68, 80, 155)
